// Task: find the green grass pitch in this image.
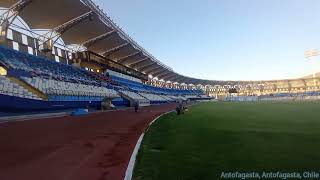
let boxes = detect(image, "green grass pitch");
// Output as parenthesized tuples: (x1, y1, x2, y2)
(133, 101, 320, 180)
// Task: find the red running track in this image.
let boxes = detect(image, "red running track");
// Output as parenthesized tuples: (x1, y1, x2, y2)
(0, 104, 176, 180)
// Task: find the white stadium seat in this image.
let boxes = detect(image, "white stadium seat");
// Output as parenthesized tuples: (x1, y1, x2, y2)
(0, 76, 41, 100)
(22, 77, 119, 98)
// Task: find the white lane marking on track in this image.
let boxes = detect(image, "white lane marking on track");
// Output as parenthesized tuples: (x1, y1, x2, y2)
(124, 110, 174, 180)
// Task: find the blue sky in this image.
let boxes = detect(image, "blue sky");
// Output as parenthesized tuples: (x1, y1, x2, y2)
(94, 0, 320, 81)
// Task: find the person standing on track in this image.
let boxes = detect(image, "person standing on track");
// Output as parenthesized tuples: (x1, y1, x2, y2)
(176, 100, 184, 115)
(134, 101, 139, 112)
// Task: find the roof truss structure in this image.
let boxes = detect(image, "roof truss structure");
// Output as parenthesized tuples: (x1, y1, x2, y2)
(144, 66, 163, 75)
(127, 57, 149, 67)
(102, 43, 129, 57)
(2, 0, 308, 87)
(0, 0, 176, 79)
(117, 51, 141, 64)
(82, 30, 115, 48)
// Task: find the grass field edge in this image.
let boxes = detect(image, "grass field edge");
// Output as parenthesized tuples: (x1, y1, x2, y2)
(124, 110, 175, 180)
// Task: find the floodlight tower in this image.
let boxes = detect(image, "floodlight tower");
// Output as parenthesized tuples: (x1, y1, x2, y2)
(305, 49, 320, 88)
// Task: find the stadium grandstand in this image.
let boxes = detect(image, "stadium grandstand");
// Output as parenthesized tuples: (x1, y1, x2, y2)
(0, 0, 320, 111)
(1, 1, 320, 180)
(0, 0, 212, 111)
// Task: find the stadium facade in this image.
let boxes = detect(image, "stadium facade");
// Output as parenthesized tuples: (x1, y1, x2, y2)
(0, 0, 319, 110)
